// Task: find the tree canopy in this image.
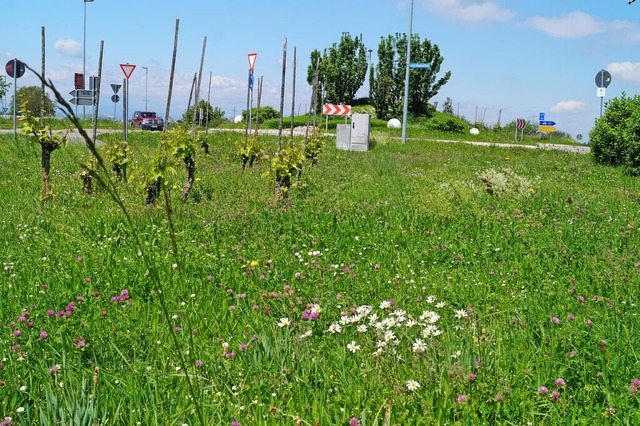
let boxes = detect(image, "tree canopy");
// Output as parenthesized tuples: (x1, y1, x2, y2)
(370, 33, 451, 120)
(0, 77, 10, 108)
(12, 86, 56, 117)
(182, 100, 225, 127)
(307, 33, 369, 106)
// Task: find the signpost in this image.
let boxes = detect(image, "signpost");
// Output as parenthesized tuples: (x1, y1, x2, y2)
(595, 69, 612, 117)
(69, 89, 94, 106)
(323, 104, 352, 116)
(323, 104, 352, 130)
(248, 53, 257, 72)
(120, 63, 136, 80)
(110, 83, 122, 120)
(5, 59, 25, 139)
(537, 113, 556, 134)
(246, 53, 257, 137)
(120, 64, 136, 142)
(515, 118, 526, 141)
(5, 59, 25, 79)
(74, 73, 85, 90)
(409, 63, 429, 69)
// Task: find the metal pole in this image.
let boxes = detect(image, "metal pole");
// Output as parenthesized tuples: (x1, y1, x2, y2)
(12, 59, 17, 141)
(401, 0, 414, 144)
(599, 69, 604, 118)
(123, 77, 128, 144)
(143, 66, 148, 110)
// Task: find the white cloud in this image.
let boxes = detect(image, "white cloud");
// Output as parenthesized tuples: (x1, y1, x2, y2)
(54, 39, 82, 57)
(607, 62, 640, 84)
(550, 101, 586, 113)
(423, 0, 516, 22)
(525, 11, 603, 39)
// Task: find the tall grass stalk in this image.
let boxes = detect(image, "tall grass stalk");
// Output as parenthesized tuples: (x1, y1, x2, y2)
(25, 65, 206, 425)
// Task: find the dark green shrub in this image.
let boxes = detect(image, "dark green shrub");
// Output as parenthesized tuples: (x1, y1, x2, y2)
(425, 113, 467, 133)
(242, 106, 279, 123)
(589, 92, 640, 174)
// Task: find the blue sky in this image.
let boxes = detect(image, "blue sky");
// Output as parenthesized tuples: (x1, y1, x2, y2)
(3, 0, 640, 141)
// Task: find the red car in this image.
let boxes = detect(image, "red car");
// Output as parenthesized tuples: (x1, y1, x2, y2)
(130, 111, 164, 131)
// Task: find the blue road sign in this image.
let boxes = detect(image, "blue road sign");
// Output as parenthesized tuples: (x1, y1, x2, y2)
(539, 120, 556, 126)
(539, 112, 545, 121)
(409, 63, 430, 68)
(249, 73, 254, 90)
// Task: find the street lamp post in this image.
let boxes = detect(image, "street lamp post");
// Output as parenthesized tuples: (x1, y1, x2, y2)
(142, 66, 148, 110)
(83, 0, 94, 119)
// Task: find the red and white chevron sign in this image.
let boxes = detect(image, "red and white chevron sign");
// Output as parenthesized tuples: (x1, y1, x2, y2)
(323, 104, 352, 116)
(516, 118, 526, 129)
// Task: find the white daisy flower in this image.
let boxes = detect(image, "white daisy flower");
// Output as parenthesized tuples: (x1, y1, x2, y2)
(346, 341, 361, 353)
(455, 309, 468, 319)
(406, 380, 421, 391)
(413, 339, 427, 353)
(277, 317, 291, 328)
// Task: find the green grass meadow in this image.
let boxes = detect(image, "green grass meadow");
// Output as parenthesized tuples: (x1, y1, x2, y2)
(1, 127, 639, 425)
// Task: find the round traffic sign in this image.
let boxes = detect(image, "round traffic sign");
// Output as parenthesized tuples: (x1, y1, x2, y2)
(111, 95, 120, 103)
(577, 134, 583, 141)
(5, 59, 25, 79)
(595, 70, 611, 88)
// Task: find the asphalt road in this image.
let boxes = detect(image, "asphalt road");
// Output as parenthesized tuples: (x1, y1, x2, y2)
(1, 128, 591, 154)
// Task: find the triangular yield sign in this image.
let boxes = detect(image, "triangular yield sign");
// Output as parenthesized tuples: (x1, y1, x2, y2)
(247, 53, 257, 72)
(120, 63, 136, 80)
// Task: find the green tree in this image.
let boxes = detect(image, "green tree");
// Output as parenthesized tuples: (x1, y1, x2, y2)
(12, 86, 55, 117)
(442, 97, 454, 115)
(370, 33, 451, 120)
(590, 92, 640, 175)
(0, 76, 10, 108)
(182, 100, 225, 127)
(307, 33, 369, 105)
